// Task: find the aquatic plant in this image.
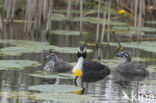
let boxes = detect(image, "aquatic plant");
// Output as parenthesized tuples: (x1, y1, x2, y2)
(119, 9, 126, 14)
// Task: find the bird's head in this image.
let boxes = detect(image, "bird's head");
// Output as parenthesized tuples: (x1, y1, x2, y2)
(118, 51, 131, 62)
(46, 53, 58, 66)
(77, 44, 87, 58)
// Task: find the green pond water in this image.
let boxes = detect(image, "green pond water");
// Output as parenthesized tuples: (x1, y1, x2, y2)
(0, 5, 156, 103)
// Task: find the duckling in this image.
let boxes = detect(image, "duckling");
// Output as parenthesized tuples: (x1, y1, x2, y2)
(116, 51, 149, 75)
(43, 53, 72, 72)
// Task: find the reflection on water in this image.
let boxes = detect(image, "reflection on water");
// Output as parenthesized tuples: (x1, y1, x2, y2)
(0, 20, 156, 103)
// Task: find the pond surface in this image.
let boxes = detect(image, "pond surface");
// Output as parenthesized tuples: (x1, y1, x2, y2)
(0, 12, 156, 103)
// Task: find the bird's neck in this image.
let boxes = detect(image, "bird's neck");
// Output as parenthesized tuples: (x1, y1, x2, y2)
(124, 57, 131, 62)
(72, 57, 84, 73)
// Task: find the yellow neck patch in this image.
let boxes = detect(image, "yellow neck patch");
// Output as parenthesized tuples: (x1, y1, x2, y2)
(75, 69, 83, 77)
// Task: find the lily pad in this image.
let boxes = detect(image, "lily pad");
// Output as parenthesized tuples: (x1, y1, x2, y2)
(51, 30, 88, 36)
(110, 41, 156, 53)
(0, 47, 36, 56)
(29, 71, 74, 79)
(28, 85, 82, 93)
(0, 91, 32, 99)
(0, 40, 53, 56)
(112, 26, 156, 32)
(31, 92, 97, 103)
(0, 60, 41, 70)
(0, 40, 93, 56)
(0, 91, 97, 103)
(52, 46, 92, 54)
(146, 21, 156, 25)
(73, 17, 127, 26)
(147, 65, 156, 73)
(52, 13, 66, 21)
(115, 30, 145, 37)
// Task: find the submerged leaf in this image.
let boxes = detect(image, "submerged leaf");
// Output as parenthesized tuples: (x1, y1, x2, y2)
(30, 92, 97, 103)
(0, 60, 41, 70)
(29, 71, 74, 79)
(51, 30, 88, 36)
(28, 85, 82, 93)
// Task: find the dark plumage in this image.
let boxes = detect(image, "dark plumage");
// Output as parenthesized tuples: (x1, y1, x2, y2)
(73, 44, 110, 82)
(83, 61, 110, 76)
(116, 51, 149, 75)
(82, 61, 110, 82)
(43, 53, 72, 72)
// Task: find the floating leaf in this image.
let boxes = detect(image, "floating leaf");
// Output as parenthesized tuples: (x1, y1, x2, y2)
(51, 30, 88, 36)
(0, 91, 97, 103)
(30, 92, 97, 103)
(53, 8, 117, 15)
(115, 30, 144, 37)
(0, 47, 36, 56)
(0, 60, 41, 70)
(51, 46, 92, 54)
(147, 65, 156, 73)
(132, 57, 156, 62)
(0, 40, 93, 56)
(0, 91, 32, 99)
(73, 17, 127, 26)
(112, 26, 156, 32)
(29, 71, 74, 79)
(0, 40, 53, 56)
(110, 41, 156, 53)
(146, 21, 156, 25)
(52, 13, 66, 21)
(28, 85, 82, 93)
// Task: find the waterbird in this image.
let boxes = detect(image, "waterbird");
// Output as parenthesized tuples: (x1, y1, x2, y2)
(43, 53, 72, 72)
(116, 51, 149, 75)
(72, 44, 110, 82)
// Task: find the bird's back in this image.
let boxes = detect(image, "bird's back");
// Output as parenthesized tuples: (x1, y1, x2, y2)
(43, 60, 72, 72)
(117, 62, 149, 75)
(55, 60, 72, 72)
(83, 61, 110, 77)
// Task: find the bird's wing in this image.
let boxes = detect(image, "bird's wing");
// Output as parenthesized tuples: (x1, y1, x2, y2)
(43, 61, 55, 72)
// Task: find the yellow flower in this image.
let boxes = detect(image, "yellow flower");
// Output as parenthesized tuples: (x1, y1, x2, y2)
(119, 9, 126, 14)
(74, 90, 83, 95)
(75, 69, 83, 77)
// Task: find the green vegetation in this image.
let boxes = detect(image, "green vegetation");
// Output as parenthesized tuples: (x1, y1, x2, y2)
(29, 71, 74, 79)
(0, 60, 40, 70)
